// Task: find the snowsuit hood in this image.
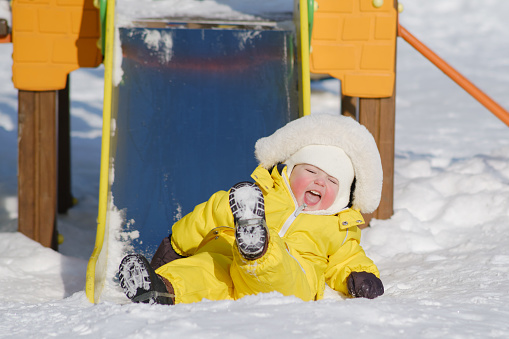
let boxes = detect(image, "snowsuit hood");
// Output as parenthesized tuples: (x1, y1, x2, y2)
(254, 114, 383, 214)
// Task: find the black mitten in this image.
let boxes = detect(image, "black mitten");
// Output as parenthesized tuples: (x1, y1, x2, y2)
(347, 271, 384, 299)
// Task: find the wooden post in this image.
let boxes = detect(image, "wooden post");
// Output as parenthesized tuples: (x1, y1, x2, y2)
(18, 90, 58, 250)
(341, 95, 357, 119)
(377, 92, 396, 220)
(357, 91, 396, 224)
(58, 76, 73, 214)
(341, 91, 396, 226)
(0, 18, 9, 41)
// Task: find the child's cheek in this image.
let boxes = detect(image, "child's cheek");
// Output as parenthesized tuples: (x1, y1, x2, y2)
(322, 184, 339, 209)
(289, 179, 306, 204)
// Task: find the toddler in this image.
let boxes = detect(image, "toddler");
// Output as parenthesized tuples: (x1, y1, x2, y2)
(118, 114, 384, 304)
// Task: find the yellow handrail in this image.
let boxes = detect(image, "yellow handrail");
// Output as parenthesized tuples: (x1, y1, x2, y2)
(299, 0, 311, 116)
(85, 0, 116, 304)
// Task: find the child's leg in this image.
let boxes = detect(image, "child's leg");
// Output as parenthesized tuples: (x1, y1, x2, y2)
(155, 227, 236, 304)
(150, 235, 184, 270)
(156, 252, 234, 304)
(231, 228, 316, 301)
(154, 229, 316, 303)
(229, 182, 316, 301)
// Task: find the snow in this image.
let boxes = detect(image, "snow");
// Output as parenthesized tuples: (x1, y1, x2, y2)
(115, 0, 294, 23)
(231, 185, 262, 220)
(1, 0, 509, 337)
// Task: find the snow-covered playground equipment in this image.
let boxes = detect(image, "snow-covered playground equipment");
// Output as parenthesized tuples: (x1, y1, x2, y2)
(85, 0, 401, 303)
(3, 0, 508, 304)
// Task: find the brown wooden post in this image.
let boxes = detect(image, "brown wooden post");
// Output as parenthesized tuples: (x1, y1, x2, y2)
(58, 76, 73, 214)
(341, 95, 357, 119)
(358, 91, 396, 223)
(341, 92, 396, 226)
(377, 92, 396, 220)
(0, 19, 9, 40)
(18, 90, 58, 250)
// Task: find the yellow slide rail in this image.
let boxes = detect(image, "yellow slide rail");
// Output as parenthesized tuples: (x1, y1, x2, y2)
(85, 0, 116, 303)
(299, 0, 311, 116)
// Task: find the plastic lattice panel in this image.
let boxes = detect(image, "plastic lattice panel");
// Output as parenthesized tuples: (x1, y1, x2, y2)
(310, 0, 397, 98)
(12, 0, 102, 91)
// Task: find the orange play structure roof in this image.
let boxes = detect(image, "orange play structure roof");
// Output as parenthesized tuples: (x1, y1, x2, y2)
(310, 0, 397, 98)
(11, 0, 102, 91)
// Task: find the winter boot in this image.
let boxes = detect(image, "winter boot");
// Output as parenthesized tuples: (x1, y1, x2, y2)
(118, 254, 174, 305)
(229, 182, 268, 260)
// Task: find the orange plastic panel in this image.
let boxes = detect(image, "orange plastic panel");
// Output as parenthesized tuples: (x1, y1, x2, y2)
(11, 0, 102, 91)
(310, 0, 397, 98)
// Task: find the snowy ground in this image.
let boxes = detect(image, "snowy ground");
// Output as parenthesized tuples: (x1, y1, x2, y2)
(1, 0, 509, 337)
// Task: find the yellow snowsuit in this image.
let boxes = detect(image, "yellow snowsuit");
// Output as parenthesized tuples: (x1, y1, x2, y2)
(155, 165, 380, 304)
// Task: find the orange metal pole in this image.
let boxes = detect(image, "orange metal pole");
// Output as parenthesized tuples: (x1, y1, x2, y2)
(398, 24, 509, 128)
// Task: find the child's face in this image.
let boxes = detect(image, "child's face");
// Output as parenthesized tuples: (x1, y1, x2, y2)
(289, 164, 339, 211)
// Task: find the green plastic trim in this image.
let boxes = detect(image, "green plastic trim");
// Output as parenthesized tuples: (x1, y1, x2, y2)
(100, 0, 107, 55)
(308, 0, 314, 46)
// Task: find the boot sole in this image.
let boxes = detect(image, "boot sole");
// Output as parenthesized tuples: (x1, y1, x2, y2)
(118, 254, 174, 305)
(229, 182, 268, 260)
(229, 182, 265, 222)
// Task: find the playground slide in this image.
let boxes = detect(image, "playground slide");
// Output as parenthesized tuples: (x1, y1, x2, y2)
(85, 3, 304, 304)
(85, 0, 403, 304)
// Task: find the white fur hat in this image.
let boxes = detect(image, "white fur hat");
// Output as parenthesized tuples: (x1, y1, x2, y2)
(254, 114, 383, 214)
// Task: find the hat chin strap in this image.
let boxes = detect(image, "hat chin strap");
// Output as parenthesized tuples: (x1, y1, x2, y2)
(327, 190, 351, 214)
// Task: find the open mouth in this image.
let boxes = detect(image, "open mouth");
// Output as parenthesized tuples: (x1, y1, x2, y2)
(304, 190, 322, 206)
